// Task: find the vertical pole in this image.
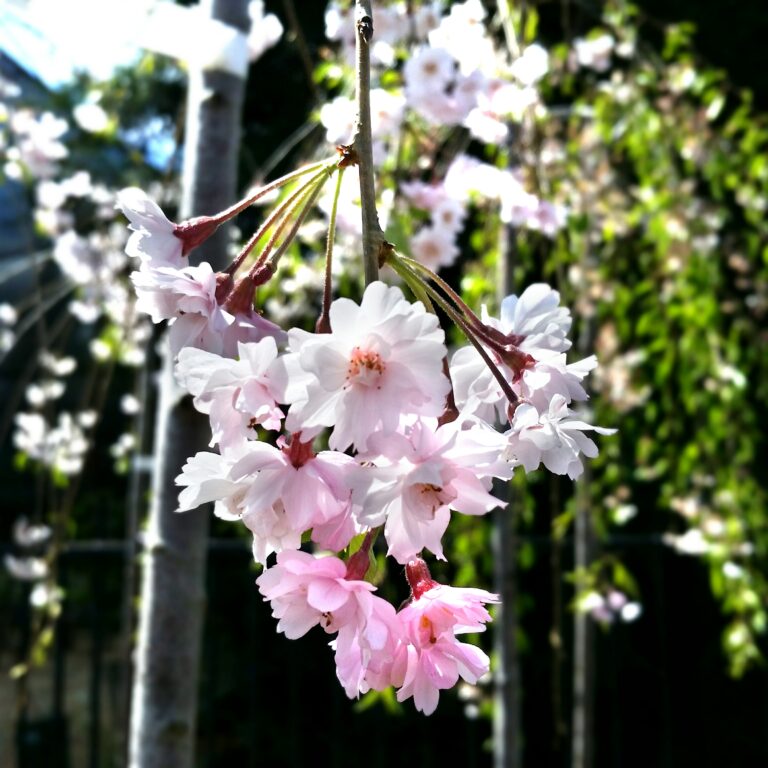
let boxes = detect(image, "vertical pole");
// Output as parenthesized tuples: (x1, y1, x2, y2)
(571, 307, 596, 768)
(493, 221, 522, 768)
(571, 471, 596, 768)
(127, 3, 250, 767)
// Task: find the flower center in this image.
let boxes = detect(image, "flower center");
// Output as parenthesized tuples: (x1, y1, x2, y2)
(346, 346, 386, 389)
(415, 482, 456, 516)
(419, 615, 438, 644)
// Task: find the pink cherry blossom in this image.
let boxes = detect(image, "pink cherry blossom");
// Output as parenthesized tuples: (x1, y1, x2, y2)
(497, 283, 573, 354)
(176, 435, 358, 561)
(403, 46, 456, 100)
(353, 418, 506, 563)
(332, 595, 403, 698)
(504, 394, 616, 479)
(175, 337, 283, 450)
(520, 352, 598, 410)
(393, 561, 499, 715)
(451, 283, 582, 423)
(257, 551, 403, 698)
(256, 550, 379, 637)
(228, 435, 355, 535)
(243, 499, 303, 565)
(400, 179, 449, 210)
(410, 226, 459, 271)
(272, 281, 450, 452)
(175, 448, 251, 520)
(132, 261, 281, 357)
(430, 197, 466, 234)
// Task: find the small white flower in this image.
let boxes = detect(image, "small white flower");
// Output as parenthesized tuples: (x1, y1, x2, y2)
(510, 44, 549, 86)
(410, 226, 459, 271)
(620, 602, 642, 622)
(574, 34, 614, 72)
(504, 395, 615, 479)
(5, 554, 48, 581)
(74, 103, 109, 133)
(0, 303, 18, 325)
(13, 518, 52, 548)
(121, 394, 141, 415)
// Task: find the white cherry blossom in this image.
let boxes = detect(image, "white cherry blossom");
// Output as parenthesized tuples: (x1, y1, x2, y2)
(272, 281, 450, 452)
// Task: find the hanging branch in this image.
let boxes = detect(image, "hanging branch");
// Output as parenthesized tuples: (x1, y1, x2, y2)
(352, 0, 386, 285)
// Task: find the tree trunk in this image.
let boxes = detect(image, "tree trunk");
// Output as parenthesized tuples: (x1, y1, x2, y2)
(128, 2, 249, 766)
(493, 221, 522, 768)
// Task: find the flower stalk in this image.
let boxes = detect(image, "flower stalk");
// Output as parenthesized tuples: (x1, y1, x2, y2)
(317, 167, 346, 333)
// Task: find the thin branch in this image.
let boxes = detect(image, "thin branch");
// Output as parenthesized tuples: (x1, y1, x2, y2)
(254, 120, 322, 183)
(353, 0, 384, 286)
(318, 168, 346, 333)
(281, 0, 320, 104)
(497, 0, 521, 60)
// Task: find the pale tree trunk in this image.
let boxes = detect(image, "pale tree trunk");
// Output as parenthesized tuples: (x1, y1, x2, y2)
(493, 221, 522, 768)
(128, 2, 249, 766)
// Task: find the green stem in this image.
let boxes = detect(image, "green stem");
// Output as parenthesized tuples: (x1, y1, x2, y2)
(391, 255, 520, 409)
(261, 171, 331, 272)
(397, 254, 510, 349)
(388, 255, 435, 313)
(215, 158, 335, 223)
(318, 168, 346, 332)
(230, 168, 329, 275)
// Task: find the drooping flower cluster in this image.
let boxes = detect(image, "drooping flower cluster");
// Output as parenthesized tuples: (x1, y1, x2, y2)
(117, 173, 614, 712)
(256, 552, 498, 715)
(71, 0, 629, 713)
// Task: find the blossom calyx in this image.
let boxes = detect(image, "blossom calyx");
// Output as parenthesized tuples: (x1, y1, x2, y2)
(405, 557, 439, 600)
(496, 343, 535, 382)
(222, 275, 258, 315)
(281, 432, 315, 469)
(173, 215, 220, 256)
(336, 144, 359, 168)
(344, 548, 373, 582)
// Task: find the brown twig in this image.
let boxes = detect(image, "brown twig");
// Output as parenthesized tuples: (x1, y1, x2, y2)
(352, 0, 385, 286)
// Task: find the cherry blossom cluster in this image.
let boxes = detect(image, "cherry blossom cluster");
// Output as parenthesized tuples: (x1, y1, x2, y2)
(117, 165, 614, 712)
(579, 588, 642, 626)
(257, 553, 497, 714)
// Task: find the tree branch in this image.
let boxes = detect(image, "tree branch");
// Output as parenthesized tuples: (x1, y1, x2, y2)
(353, 0, 384, 286)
